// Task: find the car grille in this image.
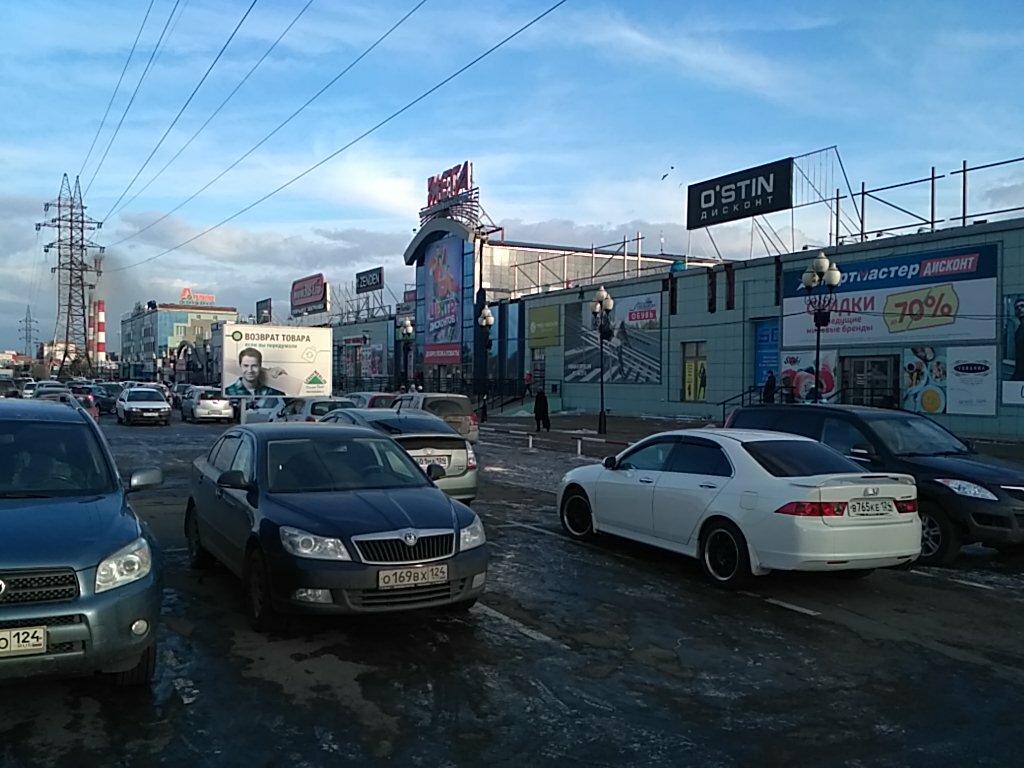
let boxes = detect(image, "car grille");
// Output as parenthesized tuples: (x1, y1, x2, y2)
(0, 614, 85, 655)
(346, 578, 467, 609)
(353, 533, 455, 565)
(0, 569, 79, 605)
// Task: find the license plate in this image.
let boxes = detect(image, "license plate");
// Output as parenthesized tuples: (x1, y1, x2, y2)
(849, 499, 895, 516)
(143, 412, 160, 417)
(377, 564, 449, 590)
(415, 455, 449, 468)
(0, 626, 46, 658)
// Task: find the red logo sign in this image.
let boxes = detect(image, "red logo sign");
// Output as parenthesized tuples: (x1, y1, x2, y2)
(291, 274, 326, 306)
(427, 161, 472, 207)
(180, 287, 216, 304)
(628, 309, 657, 322)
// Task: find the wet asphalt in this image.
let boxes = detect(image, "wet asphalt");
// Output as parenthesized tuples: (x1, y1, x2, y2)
(2, 416, 1024, 767)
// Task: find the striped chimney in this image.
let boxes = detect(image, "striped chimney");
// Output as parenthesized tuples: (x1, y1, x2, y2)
(96, 300, 107, 363)
(88, 300, 97, 356)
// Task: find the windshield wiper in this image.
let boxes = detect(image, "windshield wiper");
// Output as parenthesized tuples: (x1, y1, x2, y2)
(898, 450, 968, 458)
(0, 492, 55, 499)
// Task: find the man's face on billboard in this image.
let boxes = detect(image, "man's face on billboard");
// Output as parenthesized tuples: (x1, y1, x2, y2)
(1015, 300, 1024, 320)
(240, 355, 261, 383)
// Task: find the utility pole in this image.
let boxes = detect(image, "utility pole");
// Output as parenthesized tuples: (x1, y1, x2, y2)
(18, 305, 39, 358)
(36, 174, 103, 378)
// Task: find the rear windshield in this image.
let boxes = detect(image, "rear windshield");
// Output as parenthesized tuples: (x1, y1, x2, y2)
(0, 420, 115, 496)
(312, 400, 351, 416)
(199, 390, 224, 401)
(743, 440, 863, 477)
(367, 415, 457, 435)
(424, 397, 472, 417)
(127, 389, 166, 403)
(368, 394, 397, 407)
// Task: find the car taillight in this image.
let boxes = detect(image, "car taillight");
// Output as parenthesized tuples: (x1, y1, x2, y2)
(775, 501, 847, 517)
(305, 416, 316, 422)
(895, 499, 918, 514)
(466, 441, 477, 469)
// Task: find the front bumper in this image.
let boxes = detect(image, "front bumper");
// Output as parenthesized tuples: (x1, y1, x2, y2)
(265, 545, 488, 615)
(756, 516, 922, 572)
(126, 409, 170, 423)
(0, 571, 162, 681)
(193, 406, 234, 421)
(941, 494, 1024, 546)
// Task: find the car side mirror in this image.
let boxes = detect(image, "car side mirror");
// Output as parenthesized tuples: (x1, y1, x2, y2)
(602, 456, 618, 470)
(426, 463, 446, 481)
(217, 469, 250, 490)
(127, 467, 163, 493)
(963, 438, 975, 452)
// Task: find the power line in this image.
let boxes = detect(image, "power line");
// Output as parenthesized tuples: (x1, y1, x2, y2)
(79, 0, 156, 178)
(101, 0, 261, 221)
(107, 0, 430, 249)
(84, 0, 183, 197)
(109, 0, 570, 273)
(108, 0, 316, 220)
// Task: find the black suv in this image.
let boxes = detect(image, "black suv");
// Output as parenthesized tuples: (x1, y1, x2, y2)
(724, 404, 1024, 566)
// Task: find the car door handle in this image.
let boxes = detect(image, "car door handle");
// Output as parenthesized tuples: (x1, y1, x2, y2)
(699, 483, 718, 489)
(638, 477, 655, 484)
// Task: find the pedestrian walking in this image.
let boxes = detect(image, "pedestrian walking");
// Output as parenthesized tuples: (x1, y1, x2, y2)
(534, 390, 550, 432)
(524, 372, 533, 396)
(763, 370, 776, 403)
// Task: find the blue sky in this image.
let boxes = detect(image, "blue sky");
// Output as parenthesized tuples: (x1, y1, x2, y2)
(1, 0, 1023, 350)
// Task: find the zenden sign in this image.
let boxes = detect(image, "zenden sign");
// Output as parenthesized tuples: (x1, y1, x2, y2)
(686, 158, 794, 230)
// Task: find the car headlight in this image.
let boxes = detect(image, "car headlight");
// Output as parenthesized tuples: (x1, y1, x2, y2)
(934, 478, 998, 501)
(279, 526, 351, 560)
(95, 537, 153, 593)
(460, 514, 486, 551)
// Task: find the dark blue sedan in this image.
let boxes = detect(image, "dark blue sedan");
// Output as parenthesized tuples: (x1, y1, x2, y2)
(185, 423, 488, 631)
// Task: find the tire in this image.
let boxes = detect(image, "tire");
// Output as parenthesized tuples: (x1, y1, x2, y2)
(244, 548, 286, 633)
(108, 405, 117, 416)
(699, 519, 753, 589)
(116, 410, 123, 424)
(559, 488, 595, 540)
(184, 503, 214, 570)
(918, 503, 961, 566)
(110, 642, 156, 687)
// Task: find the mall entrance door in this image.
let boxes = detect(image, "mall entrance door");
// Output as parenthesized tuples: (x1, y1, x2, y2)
(841, 356, 899, 408)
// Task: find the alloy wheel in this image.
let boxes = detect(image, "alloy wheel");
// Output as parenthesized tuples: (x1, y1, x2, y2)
(704, 529, 740, 582)
(920, 513, 942, 560)
(562, 494, 592, 537)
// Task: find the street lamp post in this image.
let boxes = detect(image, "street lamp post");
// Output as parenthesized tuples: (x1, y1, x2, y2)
(592, 286, 615, 434)
(801, 252, 842, 403)
(477, 306, 494, 422)
(399, 318, 414, 387)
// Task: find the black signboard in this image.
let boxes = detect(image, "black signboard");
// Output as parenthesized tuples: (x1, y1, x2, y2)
(356, 267, 384, 294)
(686, 158, 794, 230)
(255, 298, 272, 324)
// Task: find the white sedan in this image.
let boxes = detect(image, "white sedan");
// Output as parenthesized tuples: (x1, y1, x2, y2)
(556, 429, 920, 588)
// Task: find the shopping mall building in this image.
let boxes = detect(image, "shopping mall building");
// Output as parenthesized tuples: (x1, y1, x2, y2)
(332, 156, 1024, 440)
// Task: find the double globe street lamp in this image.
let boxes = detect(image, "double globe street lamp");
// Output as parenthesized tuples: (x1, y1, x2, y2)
(477, 306, 494, 421)
(801, 252, 842, 403)
(592, 286, 615, 434)
(399, 318, 414, 387)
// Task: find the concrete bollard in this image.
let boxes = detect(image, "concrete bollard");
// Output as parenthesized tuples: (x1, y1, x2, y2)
(576, 438, 582, 456)
(528, 434, 534, 451)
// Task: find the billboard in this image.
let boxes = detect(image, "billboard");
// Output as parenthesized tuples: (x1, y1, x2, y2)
(423, 236, 464, 365)
(527, 305, 560, 348)
(356, 267, 384, 294)
(290, 273, 329, 317)
(753, 318, 780, 389)
(779, 349, 838, 401)
(179, 287, 216, 305)
(782, 245, 998, 349)
(563, 292, 662, 384)
(1001, 294, 1024, 405)
(221, 323, 332, 398)
(255, 298, 272, 324)
(686, 158, 793, 229)
(904, 345, 998, 416)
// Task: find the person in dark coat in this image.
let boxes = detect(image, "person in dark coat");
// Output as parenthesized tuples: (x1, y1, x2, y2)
(534, 390, 550, 432)
(762, 370, 776, 403)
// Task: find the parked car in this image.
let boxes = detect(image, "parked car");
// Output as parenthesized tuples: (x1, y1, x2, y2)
(90, 384, 122, 415)
(183, 423, 488, 631)
(244, 396, 293, 424)
(557, 428, 920, 588)
(390, 392, 479, 443)
(344, 392, 398, 409)
(724, 403, 1024, 565)
(269, 397, 357, 423)
(73, 393, 101, 422)
(20, 382, 37, 398)
(320, 408, 478, 502)
(0, 398, 164, 685)
(170, 383, 192, 410)
(116, 387, 171, 426)
(182, 386, 234, 423)
(34, 382, 71, 399)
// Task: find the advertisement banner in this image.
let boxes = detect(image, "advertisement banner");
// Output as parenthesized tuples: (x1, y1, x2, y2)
(1001, 294, 1024, 406)
(221, 323, 332, 398)
(527, 305, 560, 348)
(753, 318, 780, 388)
(779, 350, 838, 401)
(901, 347, 947, 415)
(356, 267, 384, 294)
(255, 298, 272, 324)
(683, 359, 707, 401)
(782, 245, 998, 349)
(424, 236, 463, 365)
(946, 346, 997, 415)
(290, 273, 329, 317)
(360, 344, 384, 377)
(686, 158, 794, 230)
(563, 292, 662, 384)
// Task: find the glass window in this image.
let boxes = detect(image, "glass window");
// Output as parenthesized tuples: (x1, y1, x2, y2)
(266, 436, 431, 493)
(213, 436, 240, 472)
(822, 418, 874, 457)
(667, 442, 732, 477)
(618, 441, 674, 471)
(423, 396, 472, 416)
(864, 414, 969, 457)
(0, 421, 115, 496)
(230, 437, 255, 484)
(727, 408, 780, 431)
(128, 389, 165, 402)
(682, 342, 708, 402)
(743, 440, 862, 477)
(770, 410, 824, 440)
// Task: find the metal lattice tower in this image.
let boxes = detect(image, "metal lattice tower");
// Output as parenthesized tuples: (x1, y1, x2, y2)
(18, 305, 39, 358)
(36, 174, 104, 378)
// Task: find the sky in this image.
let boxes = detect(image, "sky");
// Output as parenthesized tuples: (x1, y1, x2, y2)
(2, 0, 1023, 352)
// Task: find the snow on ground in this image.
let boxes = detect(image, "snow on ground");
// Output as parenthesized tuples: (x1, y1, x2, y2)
(476, 439, 598, 495)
